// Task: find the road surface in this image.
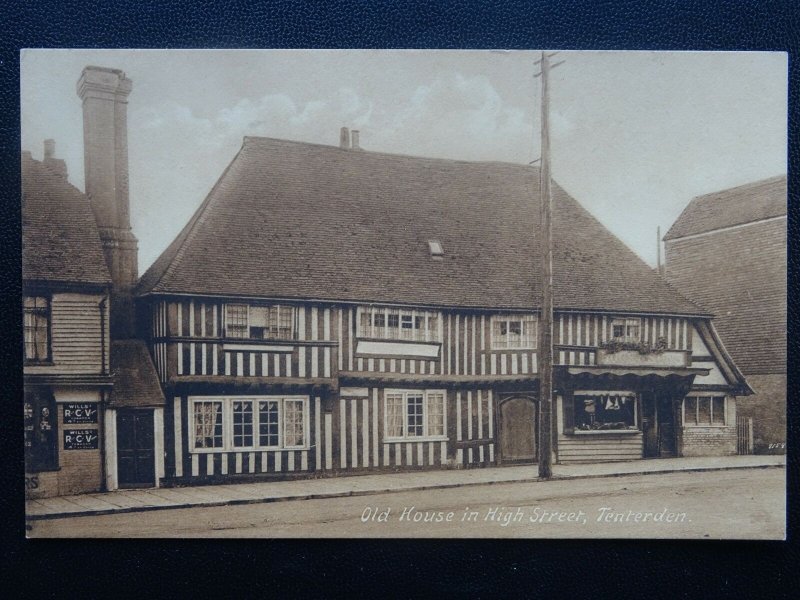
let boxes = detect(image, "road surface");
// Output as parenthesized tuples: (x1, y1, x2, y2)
(28, 467, 784, 539)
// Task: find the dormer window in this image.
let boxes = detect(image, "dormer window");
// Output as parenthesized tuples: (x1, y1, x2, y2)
(224, 303, 295, 340)
(611, 318, 641, 342)
(428, 240, 444, 259)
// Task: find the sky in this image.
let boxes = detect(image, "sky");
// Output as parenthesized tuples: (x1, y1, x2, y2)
(21, 49, 787, 271)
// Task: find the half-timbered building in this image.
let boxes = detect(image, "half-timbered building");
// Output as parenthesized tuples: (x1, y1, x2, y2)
(136, 131, 752, 485)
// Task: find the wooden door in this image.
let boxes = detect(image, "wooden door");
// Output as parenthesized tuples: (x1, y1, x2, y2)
(117, 410, 155, 487)
(500, 397, 537, 463)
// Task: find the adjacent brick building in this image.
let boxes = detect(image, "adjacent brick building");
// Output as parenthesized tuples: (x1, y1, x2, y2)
(664, 175, 787, 453)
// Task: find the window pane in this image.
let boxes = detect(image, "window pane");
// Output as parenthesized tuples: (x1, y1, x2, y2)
(492, 319, 507, 348)
(712, 397, 725, 425)
(612, 322, 625, 338)
(574, 394, 636, 430)
(508, 320, 522, 347)
(232, 401, 254, 447)
(426, 392, 445, 436)
(407, 394, 424, 437)
(193, 401, 223, 448)
(258, 400, 279, 446)
(385, 394, 404, 437)
(226, 304, 248, 338)
(283, 400, 305, 447)
(684, 397, 697, 425)
(697, 397, 711, 425)
(23, 297, 49, 360)
(24, 389, 57, 471)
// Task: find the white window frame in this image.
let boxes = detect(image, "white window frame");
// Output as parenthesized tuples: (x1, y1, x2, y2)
(224, 303, 296, 341)
(189, 396, 309, 453)
(682, 395, 727, 427)
(383, 389, 448, 442)
(611, 317, 641, 342)
(490, 314, 538, 350)
(357, 306, 441, 342)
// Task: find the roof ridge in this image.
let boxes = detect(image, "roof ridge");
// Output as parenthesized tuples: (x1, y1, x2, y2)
(242, 135, 536, 170)
(691, 173, 787, 202)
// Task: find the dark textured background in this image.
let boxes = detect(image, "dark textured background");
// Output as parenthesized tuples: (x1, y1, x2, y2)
(1, 0, 797, 596)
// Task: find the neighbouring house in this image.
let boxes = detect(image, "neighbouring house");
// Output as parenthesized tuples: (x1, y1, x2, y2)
(664, 175, 787, 453)
(135, 127, 752, 486)
(23, 142, 113, 498)
(23, 66, 165, 499)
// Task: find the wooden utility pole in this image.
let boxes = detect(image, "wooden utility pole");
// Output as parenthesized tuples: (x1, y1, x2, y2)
(657, 226, 663, 276)
(536, 50, 556, 479)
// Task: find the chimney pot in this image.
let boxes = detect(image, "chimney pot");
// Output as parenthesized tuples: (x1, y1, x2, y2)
(351, 130, 360, 150)
(340, 126, 350, 149)
(44, 139, 56, 160)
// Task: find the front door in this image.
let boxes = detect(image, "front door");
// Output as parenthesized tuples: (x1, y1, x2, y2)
(657, 396, 676, 457)
(117, 410, 155, 487)
(500, 397, 537, 463)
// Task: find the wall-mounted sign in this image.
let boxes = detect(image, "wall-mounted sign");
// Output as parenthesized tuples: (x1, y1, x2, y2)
(63, 403, 98, 424)
(63, 429, 99, 450)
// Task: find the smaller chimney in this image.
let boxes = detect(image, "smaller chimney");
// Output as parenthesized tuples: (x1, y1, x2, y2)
(340, 126, 350, 149)
(44, 139, 56, 160)
(351, 130, 360, 150)
(42, 139, 68, 179)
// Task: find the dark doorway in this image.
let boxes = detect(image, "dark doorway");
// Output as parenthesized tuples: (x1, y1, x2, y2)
(657, 395, 677, 457)
(117, 410, 155, 487)
(499, 397, 537, 463)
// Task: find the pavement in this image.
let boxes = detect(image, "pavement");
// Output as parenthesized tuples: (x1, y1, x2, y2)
(25, 454, 786, 521)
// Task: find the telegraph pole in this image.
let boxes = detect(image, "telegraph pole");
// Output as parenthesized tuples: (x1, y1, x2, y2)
(534, 50, 563, 479)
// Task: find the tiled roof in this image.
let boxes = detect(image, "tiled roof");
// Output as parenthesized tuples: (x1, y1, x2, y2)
(109, 340, 166, 407)
(664, 175, 787, 241)
(22, 154, 111, 286)
(139, 137, 705, 316)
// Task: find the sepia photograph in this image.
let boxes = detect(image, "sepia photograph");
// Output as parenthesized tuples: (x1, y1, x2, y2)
(21, 49, 787, 539)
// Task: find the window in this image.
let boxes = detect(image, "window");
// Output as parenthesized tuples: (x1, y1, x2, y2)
(573, 391, 638, 431)
(24, 388, 57, 471)
(611, 317, 641, 341)
(224, 304, 295, 340)
(24, 296, 50, 361)
(684, 396, 726, 426)
(384, 390, 446, 440)
(357, 307, 440, 342)
(190, 396, 308, 451)
(491, 315, 537, 349)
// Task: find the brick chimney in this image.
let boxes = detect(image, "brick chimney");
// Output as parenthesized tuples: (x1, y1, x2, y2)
(76, 66, 138, 338)
(350, 130, 360, 150)
(339, 126, 350, 149)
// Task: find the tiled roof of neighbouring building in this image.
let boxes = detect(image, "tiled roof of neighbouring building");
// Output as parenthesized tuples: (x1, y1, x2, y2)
(664, 175, 787, 241)
(138, 136, 705, 316)
(109, 340, 166, 407)
(664, 175, 787, 374)
(22, 152, 111, 286)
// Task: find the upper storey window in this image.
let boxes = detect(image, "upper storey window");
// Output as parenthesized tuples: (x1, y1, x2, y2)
(491, 314, 537, 349)
(224, 303, 295, 340)
(611, 317, 641, 342)
(24, 296, 50, 362)
(357, 306, 441, 342)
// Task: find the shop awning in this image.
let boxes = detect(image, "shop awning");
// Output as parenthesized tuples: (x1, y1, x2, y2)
(566, 365, 710, 378)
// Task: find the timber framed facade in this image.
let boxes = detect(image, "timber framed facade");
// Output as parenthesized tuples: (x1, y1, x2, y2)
(135, 133, 753, 486)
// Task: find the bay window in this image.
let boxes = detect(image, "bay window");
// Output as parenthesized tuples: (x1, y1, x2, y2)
(573, 391, 638, 431)
(384, 389, 446, 440)
(190, 396, 308, 451)
(357, 306, 440, 342)
(224, 303, 295, 340)
(491, 314, 537, 349)
(684, 396, 726, 426)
